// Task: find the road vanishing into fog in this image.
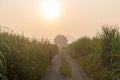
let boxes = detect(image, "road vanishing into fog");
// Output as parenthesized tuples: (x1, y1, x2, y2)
(41, 50, 91, 80)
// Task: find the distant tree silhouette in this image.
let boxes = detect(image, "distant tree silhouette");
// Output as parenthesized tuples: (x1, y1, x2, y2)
(54, 35, 68, 47)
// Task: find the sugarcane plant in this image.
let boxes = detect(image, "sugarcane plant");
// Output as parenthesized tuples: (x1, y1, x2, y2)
(0, 51, 8, 80)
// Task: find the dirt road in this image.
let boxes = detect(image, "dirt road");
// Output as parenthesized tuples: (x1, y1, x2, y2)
(41, 50, 91, 80)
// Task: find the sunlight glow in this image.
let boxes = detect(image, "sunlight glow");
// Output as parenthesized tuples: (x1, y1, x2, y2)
(40, 0, 61, 20)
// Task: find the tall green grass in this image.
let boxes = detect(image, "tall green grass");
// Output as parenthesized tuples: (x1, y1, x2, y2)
(0, 27, 58, 80)
(0, 52, 8, 80)
(68, 25, 120, 80)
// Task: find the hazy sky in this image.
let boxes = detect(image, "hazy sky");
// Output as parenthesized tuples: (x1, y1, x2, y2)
(0, 0, 120, 40)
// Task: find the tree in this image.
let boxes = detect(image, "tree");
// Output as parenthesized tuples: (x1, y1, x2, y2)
(54, 35, 68, 47)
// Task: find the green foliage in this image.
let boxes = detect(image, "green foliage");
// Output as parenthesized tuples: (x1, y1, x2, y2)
(0, 28, 58, 80)
(0, 52, 8, 80)
(69, 36, 101, 56)
(99, 26, 120, 66)
(68, 25, 120, 80)
(99, 26, 120, 79)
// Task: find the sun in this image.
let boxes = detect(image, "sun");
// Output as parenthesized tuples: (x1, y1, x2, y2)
(40, 0, 61, 20)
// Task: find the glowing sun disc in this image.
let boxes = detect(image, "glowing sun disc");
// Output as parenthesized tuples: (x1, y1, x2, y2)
(40, 1, 61, 20)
